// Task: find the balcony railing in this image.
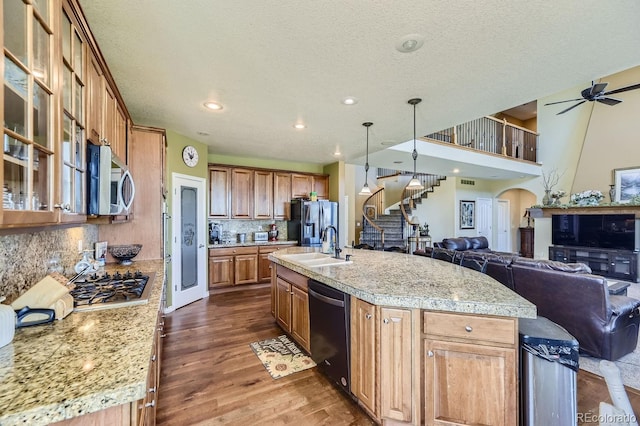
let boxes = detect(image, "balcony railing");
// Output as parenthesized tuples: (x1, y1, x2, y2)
(426, 116, 538, 163)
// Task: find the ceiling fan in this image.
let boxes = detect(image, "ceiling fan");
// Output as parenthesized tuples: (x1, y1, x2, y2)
(544, 80, 640, 115)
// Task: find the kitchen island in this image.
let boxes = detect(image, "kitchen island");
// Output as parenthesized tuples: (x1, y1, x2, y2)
(269, 247, 537, 425)
(0, 259, 165, 425)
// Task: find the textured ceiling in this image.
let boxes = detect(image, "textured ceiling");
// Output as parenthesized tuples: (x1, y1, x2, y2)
(78, 0, 640, 176)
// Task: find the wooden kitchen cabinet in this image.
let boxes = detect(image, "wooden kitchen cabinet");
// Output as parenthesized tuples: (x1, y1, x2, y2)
(313, 175, 329, 199)
(137, 307, 163, 425)
(209, 166, 230, 218)
(423, 311, 517, 426)
(208, 246, 258, 287)
(253, 170, 273, 219)
(291, 173, 313, 199)
(87, 52, 104, 146)
(231, 168, 253, 219)
(273, 171, 291, 219)
(380, 307, 414, 423)
(350, 298, 378, 418)
(273, 265, 310, 352)
(258, 244, 296, 283)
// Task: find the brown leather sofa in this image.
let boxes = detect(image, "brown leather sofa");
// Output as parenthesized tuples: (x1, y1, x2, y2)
(413, 250, 640, 360)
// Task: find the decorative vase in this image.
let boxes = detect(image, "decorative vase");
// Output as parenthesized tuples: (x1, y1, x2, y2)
(609, 185, 616, 203)
(542, 190, 551, 206)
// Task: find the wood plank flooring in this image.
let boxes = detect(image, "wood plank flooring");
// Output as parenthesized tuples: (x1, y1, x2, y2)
(156, 285, 374, 425)
(157, 285, 639, 425)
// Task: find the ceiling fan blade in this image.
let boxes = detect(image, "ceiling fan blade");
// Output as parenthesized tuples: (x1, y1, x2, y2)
(603, 83, 640, 96)
(557, 100, 586, 115)
(544, 98, 584, 106)
(596, 97, 622, 106)
(590, 83, 608, 96)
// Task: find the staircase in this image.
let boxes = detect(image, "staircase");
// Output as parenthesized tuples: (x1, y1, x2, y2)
(359, 172, 446, 250)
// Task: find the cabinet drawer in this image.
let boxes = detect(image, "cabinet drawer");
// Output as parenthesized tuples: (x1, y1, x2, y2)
(258, 244, 296, 254)
(276, 265, 308, 291)
(209, 246, 258, 257)
(424, 312, 516, 346)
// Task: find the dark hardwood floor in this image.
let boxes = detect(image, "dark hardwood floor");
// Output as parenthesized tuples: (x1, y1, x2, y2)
(157, 285, 639, 425)
(156, 285, 373, 425)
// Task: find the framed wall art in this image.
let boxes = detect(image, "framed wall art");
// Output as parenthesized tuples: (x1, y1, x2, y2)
(614, 167, 640, 203)
(460, 200, 475, 229)
(364, 204, 377, 220)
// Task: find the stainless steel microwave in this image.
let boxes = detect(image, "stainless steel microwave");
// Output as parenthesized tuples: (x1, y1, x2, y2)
(87, 144, 135, 215)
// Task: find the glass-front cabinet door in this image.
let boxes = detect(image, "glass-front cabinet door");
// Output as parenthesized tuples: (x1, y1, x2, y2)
(2, 0, 56, 225)
(59, 2, 86, 221)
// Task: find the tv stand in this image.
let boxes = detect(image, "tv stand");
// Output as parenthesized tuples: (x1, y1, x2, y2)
(549, 246, 639, 283)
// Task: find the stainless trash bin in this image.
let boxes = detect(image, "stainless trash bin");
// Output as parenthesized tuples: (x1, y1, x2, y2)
(519, 316, 579, 426)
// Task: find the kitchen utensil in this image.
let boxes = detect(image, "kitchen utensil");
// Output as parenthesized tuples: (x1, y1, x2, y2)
(14, 306, 55, 328)
(237, 233, 246, 243)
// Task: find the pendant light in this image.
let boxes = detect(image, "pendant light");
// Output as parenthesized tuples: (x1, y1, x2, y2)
(406, 98, 424, 190)
(359, 122, 373, 195)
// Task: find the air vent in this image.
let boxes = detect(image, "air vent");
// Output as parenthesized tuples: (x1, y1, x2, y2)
(461, 179, 475, 186)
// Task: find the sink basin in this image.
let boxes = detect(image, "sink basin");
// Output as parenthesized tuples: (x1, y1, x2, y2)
(281, 252, 352, 267)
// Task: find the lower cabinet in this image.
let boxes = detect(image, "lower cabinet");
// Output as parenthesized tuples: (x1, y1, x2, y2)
(549, 245, 639, 282)
(208, 247, 258, 288)
(423, 311, 517, 426)
(258, 244, 296, 283)
(273, 264, 310, 352)
(137, 310, 163, 425)
(350, 298, 378, 418)
(349, 297, 519, 426)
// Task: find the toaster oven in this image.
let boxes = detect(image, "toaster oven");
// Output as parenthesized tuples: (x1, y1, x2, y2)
(254, 231, 269, 242)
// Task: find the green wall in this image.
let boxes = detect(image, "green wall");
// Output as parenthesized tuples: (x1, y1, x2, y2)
(208, 153, 325, 174)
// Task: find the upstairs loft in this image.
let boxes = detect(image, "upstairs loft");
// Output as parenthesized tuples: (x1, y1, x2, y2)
(365, 113, 542, 181)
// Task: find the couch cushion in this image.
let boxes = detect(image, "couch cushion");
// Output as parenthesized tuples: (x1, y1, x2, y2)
(512, 257, 592, 274)
(468, 236, 489, 250)
(442, 237, 471, 251)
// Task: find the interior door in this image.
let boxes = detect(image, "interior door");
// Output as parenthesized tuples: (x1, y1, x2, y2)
(496, 199, 511, 252)
(172, 173, 208, 309)
(476, 198, 493, 248)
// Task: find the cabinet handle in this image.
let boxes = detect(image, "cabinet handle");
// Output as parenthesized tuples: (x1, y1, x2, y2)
(290, 292, 294, 295)
(365, 313, 372, 320)
(148, 387, 156, 393)
(428, 350, 434, 357)
(151, 354, 156, 362)
(161, 333, 167, 338)
(465, 325, 473, 332)
(145, 400, 155, 408)
(54, 203, 70, 210)
(382, 318, 389, 324)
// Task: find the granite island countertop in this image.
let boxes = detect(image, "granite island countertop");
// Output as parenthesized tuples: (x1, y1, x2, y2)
(269, 247, 536, 318)
(0, 259, 165, 425)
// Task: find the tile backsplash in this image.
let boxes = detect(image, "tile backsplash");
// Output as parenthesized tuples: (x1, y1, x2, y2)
(0, 225, 98, 303)
(209, 219, 289, 243)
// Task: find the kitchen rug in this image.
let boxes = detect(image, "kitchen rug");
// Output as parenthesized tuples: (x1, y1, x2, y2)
(249, 335, 316, 379)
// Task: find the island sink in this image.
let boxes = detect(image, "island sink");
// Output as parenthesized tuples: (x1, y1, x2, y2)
(281, 252, 352, 267)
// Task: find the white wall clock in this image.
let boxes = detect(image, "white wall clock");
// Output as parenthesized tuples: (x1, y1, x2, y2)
(182, 145, 199, 167)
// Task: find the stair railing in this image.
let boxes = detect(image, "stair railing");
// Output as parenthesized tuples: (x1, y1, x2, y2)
(361, 187, 385, 249)
(399, 174, 447, 241)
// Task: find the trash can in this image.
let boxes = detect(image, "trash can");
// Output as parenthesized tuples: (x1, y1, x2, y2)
(519, 316, 579, 426)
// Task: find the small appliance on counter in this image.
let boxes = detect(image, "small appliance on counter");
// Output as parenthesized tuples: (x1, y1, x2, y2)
(209, 222, 222, 244)
(268, 224, 279, 241)
(254, 231, 269, 242)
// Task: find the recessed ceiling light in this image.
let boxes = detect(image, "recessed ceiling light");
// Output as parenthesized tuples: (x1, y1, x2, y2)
(204, 101, 223, 111)
(342, 97, 358, 105)
(294, 123, 306, 129)
(452, 168, 460, 173)
(333, 150, 341, 156)
(396, 34, 425, 53)
(197, 131, 210, 136)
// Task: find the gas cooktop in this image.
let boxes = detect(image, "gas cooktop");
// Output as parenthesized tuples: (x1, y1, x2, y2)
(70, 270, 155, 312)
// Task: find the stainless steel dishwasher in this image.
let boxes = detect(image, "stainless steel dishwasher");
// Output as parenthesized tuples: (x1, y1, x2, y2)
(308, 279, 351, 395)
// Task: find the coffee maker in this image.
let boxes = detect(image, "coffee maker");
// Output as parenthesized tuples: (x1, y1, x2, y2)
(209, 222, 222, 244)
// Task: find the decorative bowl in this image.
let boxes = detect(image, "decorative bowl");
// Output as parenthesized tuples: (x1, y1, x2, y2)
(108, 244, 142, 265)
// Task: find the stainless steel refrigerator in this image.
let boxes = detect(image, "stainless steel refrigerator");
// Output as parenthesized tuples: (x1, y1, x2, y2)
(288, 199, 338, 247)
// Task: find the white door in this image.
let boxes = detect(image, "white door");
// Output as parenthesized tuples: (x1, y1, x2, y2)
(476, 198, 493, 248)
(496, 199, 511, 252)
(172, 173, 208, 309)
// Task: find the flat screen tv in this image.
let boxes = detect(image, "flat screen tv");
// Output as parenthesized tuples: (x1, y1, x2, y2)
(552, 214, 638, 251)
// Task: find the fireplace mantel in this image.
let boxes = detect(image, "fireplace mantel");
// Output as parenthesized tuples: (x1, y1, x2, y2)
(528, 205, 640, 218)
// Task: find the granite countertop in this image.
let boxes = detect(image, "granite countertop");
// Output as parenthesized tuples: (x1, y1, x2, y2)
(208, 240, 297, 249)
(270, 247, 536, 318)
(0, 259, 165, 425)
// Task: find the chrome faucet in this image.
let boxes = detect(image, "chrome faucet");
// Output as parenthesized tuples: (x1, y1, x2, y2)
(322, 225, 341, 259)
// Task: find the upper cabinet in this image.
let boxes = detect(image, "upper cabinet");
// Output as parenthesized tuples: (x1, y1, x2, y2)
(209, 165, 329, 220)
(2, 0, 57, 226)
(1, 0, 132, 228)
